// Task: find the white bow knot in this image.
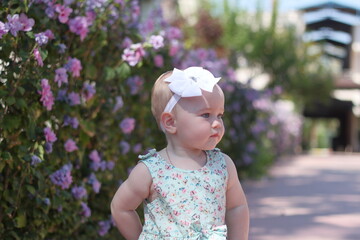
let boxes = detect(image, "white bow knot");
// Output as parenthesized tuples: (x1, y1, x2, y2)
(163, 67, 221, 113)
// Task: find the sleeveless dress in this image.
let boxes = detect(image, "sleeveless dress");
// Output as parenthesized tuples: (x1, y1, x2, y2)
(138, 148, 228, 240)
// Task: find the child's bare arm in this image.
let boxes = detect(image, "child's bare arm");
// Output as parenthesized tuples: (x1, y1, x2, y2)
(111, 162, 152, 240)
(223, 154, 250, 240)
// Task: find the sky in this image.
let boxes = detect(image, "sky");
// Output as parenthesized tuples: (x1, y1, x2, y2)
(225, 0, 360, 12)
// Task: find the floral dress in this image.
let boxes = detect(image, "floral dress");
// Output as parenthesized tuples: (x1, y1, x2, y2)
(138, 148, 228, 240)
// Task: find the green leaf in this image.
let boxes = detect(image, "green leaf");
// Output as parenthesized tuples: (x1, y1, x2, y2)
(26, 119, 36, 140)
(26, 185, 36, 195)
(39, 49, 48, 61)
(0, 89, 8, 97)
(26, 31, 35, 39)
(6, 96, 16, 105)
(15, 213, 27, 228)
(104, 67, 116, 81)
(3, 115, 21, 131)
(115, 63, 131, 79)
(17, 86, 25, 95)
(15, 98, 27, 109)
(0, 160, 5, 173)
(85, 64, 98, 79)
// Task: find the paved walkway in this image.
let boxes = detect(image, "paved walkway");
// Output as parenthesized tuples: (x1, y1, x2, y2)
(243, 153, 360, 240)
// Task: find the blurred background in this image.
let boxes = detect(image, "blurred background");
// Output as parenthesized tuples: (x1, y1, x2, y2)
(1, 0, 360, 239)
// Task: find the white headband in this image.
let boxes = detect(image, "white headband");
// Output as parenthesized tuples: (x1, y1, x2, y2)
(163, 67, 221, 113)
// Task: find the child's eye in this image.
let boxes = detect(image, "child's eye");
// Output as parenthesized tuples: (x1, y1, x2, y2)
(201, 113, 210, 118)
(217, 113, 224, 119)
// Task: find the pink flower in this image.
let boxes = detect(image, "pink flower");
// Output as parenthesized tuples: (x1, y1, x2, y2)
(44, 127, 57, 143)
(19, 13, 35, 32)
(34, 48, 43, 67)
(66, 58, 82, 77)
(64, 139, 78, 152)
(122, 43, 145, 66)
(166, 27, 182, 40)
(120, 118, 135, 134)
(169, 40, 181, 56)
(149, 35, 164, 50)
(89, 150, 101, 163)
(68, 16, 89, 41)
(55, 4, 73, 23)
(54, 68, 68, 87)
(154, 55, 164, 68)
(39, 79, 54, 111)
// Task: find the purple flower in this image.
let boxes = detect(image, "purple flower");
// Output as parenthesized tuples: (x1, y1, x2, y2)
(149, 35, 164, 50)
(65, 58, 82, 77)
(80, 202, 91, 217)
(112, 96, 124, 113)
(88, 173, 101, 193)
(57, 44, 67, 54)
(34, 48, 43, 67)
(120, 118, 135, 134)
(169, 40, 181, 56)
(86, 0, 107, 11)
(56, 89, 67, 101)
(166, 27, 182, 40)
(44, 29, 55, 40)
(132, 143, 142, 154)
(86, 11, 96, 24)
(154, 55, 164, 68)
(0, 21, 9, 39)
(63, 115, 79, 129)
(107, 161, 115, 170)
(68, 16, 89, 41)
(43, 198, 51, 205)
(39, 79, 54, 111)
(121, 37, 133, 48)
(44, 142, 53, 154)
(55, 4, 73, 23)
(130, 1, 140, 21)
(31, 155, 42, 166)
(119, 140, 130, 155)
(35, 32, 49, 46)
(126, 76, 143, 95)
(50, 164, 73, 189)
(64, 139, 78, 152)
(82, 82, 96, 101)
(6, 14, 22, 36)
(98, 220, 111, 236)
(71, 186, 87, 200)
(68, 92, 81, 106)
(44, 127, 57, 143)
(122, 43, 145, 66)
(19, 13, 35, 32)
(89, 150, 101, 163)
(54, 68, 68, 87)
(45, 5, 56, 19)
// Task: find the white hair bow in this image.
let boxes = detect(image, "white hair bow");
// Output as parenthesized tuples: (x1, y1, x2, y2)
(163, 67, 221, 113)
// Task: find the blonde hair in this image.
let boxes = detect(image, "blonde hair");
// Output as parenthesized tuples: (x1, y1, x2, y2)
(151, 71, 174, 127)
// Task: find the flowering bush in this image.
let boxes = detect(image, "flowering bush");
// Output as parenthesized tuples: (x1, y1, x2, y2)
(0, 0, 302, 238)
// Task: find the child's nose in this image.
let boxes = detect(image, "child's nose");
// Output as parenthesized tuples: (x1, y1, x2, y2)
(211, 119, 222, 128)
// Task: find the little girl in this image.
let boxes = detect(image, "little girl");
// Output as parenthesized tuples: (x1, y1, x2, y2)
(111, 67, 249, 239)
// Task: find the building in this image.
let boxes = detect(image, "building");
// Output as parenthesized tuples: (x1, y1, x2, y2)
(300, 1, 360, 151)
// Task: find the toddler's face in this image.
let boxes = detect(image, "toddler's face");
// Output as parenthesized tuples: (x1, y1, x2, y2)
(174, 85, 225, 150)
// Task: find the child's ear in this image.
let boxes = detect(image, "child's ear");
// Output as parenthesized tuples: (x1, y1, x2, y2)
(160, 112, 176, 134)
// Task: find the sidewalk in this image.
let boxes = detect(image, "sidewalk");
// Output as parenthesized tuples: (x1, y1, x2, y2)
(243, 153, 360, 240)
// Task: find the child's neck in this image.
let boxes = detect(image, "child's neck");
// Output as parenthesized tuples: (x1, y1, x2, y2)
(164, 144, 207, 170)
